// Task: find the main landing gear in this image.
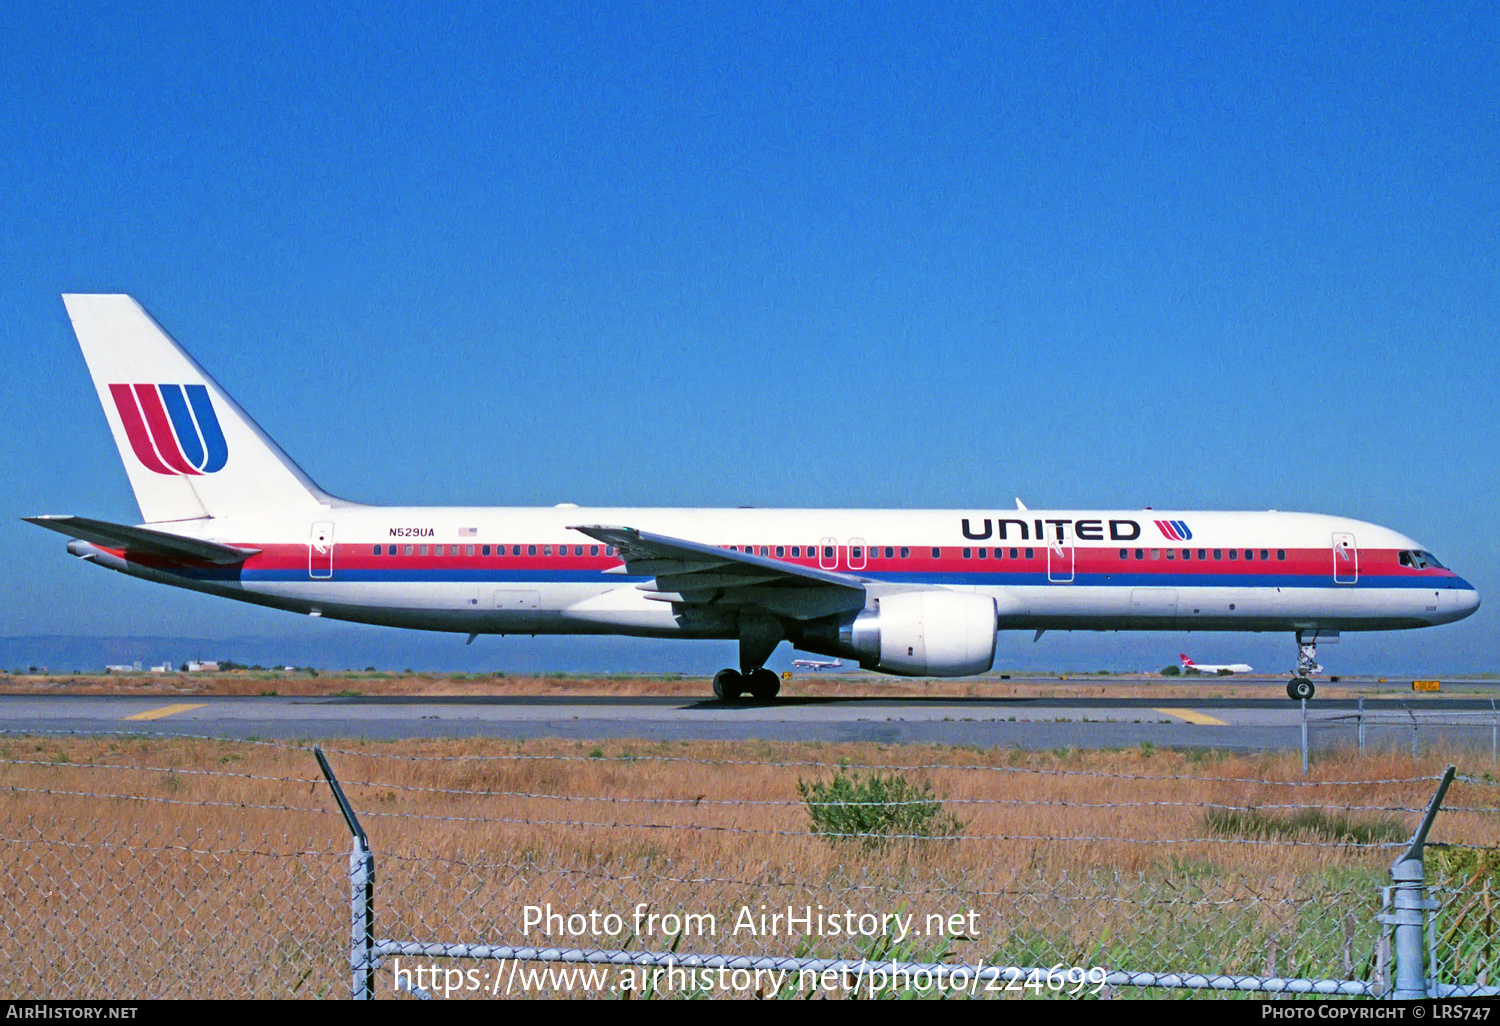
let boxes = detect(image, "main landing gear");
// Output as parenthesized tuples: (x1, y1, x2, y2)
(1286, 629, 1327, 702)
(713, 667, 781, 702)
(713, 613, 784, 702)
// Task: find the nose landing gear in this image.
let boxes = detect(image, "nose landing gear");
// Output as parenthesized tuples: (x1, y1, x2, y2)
(1287, 677, 1315, 701)
(1286, 629, 1328, 701)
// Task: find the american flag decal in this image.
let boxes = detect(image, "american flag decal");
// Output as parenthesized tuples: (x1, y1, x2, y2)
(459, 527, 477, 537)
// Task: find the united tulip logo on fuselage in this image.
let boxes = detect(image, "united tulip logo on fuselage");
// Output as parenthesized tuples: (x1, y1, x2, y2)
(1154, 520, 1193, 541)
(109, 383, 228, 476)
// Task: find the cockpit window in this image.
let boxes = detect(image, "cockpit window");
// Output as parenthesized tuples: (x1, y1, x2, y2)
(1399, 550, 1447, 570)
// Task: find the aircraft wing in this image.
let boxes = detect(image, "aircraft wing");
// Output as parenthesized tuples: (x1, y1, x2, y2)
(24, 515, 261, 565)
(569, 525, 866, 620)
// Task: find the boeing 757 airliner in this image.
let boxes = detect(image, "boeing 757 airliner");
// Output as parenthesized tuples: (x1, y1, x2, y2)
(27, 295, 1480, 702)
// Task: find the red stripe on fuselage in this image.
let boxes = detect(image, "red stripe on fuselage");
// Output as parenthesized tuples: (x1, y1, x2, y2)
(216, 543, 1457, 582)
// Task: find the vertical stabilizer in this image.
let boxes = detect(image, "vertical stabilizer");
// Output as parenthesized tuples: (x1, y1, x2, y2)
(62, 294, 336, 523)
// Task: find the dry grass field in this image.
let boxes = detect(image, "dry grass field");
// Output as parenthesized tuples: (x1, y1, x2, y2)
(3, 731, 1498, 997)
(1, 668, 1487, 701)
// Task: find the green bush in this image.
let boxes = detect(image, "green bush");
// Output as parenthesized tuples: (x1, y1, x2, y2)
(797, 770, 963, 849)
(1160, 664, 1181, 676)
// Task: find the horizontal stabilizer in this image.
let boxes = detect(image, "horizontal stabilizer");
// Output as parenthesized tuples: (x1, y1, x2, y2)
(24, 515, 259, 565)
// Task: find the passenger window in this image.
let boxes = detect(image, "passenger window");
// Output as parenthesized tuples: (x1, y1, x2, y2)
(575, 546, 584, 556)
(606, 546, 615, 556)
(404, 545, 413, 556)
(1213, 549, 1222, 560)
(824, 546, 835, 559)
(482, 545, 491, 556)
(418, 545, 428, 556)
(962, 548, 971, 559)
(931, 547, 941, 559)
(901, 547, 910, 558)
(372, 545, 381, 555)
(1135, 548, 1144, 560)
(591, 545, 600, 556)
(1244, 549, 1253, 561)
(1260, 549, 1269, 561)
(993, 548, 1003, 559)
(791, 546, 800, 557)
(1228, 550, 1237, 560)
(1119, 548, 1128, 559)
(776, 546, 785, 557)
(885, 547, 894, 558)
(978, 548, 987, 559)
(1166, 549, 1175, 560)
(1025, 548, 1034, 559)
(512, 545, 521, 556)
(466, 545, 475, 556)
(1197, 549, 1206, 560)
(1150, 549, 1159, 560)
(544, 546, 552, 556)
(1277, 549, 1285, 560)
(1182, 549, 1191, 560)
(853, 547, 864, 558)
(388, 545, 397, 556)
(527, 545, 536, 556)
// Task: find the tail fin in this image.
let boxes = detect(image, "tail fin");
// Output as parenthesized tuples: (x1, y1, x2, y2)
(62, 294, 338, 523)
(1179, 653, 1193, 665)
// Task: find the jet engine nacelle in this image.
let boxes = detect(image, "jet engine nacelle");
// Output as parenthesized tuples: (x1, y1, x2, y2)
(802, 590, 998, 677)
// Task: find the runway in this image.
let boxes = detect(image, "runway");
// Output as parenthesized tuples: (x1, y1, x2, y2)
(4, 684, 1498, 753)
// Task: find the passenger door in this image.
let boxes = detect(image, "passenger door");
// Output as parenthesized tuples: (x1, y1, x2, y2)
(309, 521, 334, 579)
(1332, 532, 1358, 584)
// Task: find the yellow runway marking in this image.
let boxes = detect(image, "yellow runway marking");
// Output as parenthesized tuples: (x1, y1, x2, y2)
(1154, 708, 1227, 726)
(123, 703, 205, 722)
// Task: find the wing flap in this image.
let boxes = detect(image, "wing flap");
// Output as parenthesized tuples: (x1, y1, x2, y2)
(571, 525, 867, 619)
(25, 515, 260, 565)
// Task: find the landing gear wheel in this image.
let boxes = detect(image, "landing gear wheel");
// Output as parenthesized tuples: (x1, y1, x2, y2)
(712, 669, 744, 701)
(746, 668, 781, 702)
(1287, 677, 1315, 701)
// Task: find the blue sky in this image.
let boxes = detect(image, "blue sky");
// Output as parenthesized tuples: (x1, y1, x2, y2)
(2, 3, 1496, 672)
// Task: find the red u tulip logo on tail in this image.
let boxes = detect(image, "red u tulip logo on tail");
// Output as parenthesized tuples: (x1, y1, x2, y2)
(109, 383, 229, 476)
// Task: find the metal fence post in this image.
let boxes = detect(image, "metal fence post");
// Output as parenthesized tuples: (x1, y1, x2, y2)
(1301, 698, 1309, 775)
(1358, 697, 1365, 755)
(317, 747, 376, 1000)
(349, 834, 375, 999)
(1383, 765, 1455, 1000)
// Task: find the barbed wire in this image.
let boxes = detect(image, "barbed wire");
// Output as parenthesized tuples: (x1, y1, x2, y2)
(0, 728, 1447, 787)
(0, 756, 1448, 813)
(0, 783, 1410, 847)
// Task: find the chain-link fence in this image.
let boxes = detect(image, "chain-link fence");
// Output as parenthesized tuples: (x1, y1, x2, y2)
(1306, 700, 1500, 769)
(2, 730, 1498, 999)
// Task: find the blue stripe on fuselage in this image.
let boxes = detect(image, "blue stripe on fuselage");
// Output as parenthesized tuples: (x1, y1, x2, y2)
(156, 566, 1473, 590)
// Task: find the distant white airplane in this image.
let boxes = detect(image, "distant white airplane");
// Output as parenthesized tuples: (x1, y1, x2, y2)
(1180, 653, 1254, 675)
(792, 658, 842, 671)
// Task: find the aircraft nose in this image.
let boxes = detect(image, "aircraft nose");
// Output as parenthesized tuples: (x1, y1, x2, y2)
(1455, 580, 1481, 619)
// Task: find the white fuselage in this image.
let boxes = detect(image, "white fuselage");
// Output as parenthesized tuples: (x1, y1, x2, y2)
(77, 506, 1479, 647)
